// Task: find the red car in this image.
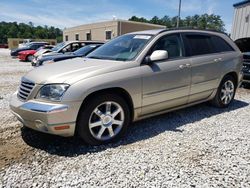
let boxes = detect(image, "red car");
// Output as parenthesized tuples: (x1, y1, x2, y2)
(18, 45, 54, 62)
(18, 50, 36, 61)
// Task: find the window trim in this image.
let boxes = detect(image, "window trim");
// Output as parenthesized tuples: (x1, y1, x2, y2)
(105, 30, 112, 40)
(142, 33, 186, 63)
(181, 32, 235, 57)
(86, 32, 91, 41)
(75, 33, 79, 41)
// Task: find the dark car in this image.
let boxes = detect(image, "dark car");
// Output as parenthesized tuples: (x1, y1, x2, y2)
(33, 44, 103, 66)
(235, 38, 250, 84)
(10, 42, 49, 56)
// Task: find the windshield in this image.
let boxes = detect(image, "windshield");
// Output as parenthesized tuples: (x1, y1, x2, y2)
(51, 42, 66, 51)
(87, 34, 152, 61)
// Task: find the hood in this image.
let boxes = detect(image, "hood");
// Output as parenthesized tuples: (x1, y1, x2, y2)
(39, 51, 63, 58)
(19, 50, 36, 54)
(38, 53, 75, 63)
(41, 54, 76, 62)
(34, 49, 53, 57)
(24, 58, 135, 85)
(235, 38, 250, 52)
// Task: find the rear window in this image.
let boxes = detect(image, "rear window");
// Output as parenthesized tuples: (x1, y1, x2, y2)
(211, 36, 234, 53)
(184, 34, 214, 56)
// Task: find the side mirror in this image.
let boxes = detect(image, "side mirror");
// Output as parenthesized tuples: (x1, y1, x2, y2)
(145, 50, 168, 64)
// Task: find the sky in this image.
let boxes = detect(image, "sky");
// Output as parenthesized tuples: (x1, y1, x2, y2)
(0, 0, 242, 33)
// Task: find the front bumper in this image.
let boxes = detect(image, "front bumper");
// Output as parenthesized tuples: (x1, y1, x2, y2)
(18, 54, 26, 61)
(9, 92, 82, 137)
(10, 51, 18, 57)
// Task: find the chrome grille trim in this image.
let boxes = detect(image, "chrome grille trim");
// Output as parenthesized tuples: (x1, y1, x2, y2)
(17, 77, 35, 101)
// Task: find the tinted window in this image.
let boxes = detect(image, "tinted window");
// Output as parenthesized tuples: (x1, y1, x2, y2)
(30, 44, 40, 50)
(212, 36, 234, 53)
(74, 45, 100, 56)
(184, 34, 214, 56)
(151, 34, 183, 59)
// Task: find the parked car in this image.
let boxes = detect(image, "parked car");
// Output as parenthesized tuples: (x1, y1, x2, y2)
(33, 44, 103, 66)
(0, 44, 8, 48)
(18, 39, 33, 48)
(10, 29, 243, 145)
(235, 37, 250, 84)
(32, 41, 104, 64)
(10, 42, 49, 57)
(18, 45, 54, 62)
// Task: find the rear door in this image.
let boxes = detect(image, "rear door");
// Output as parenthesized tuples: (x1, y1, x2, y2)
(182, 33, 223, 103)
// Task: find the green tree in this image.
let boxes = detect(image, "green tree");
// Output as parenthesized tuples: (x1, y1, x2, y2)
(0, 21, 62, 44)
(128, 14, 225, 32)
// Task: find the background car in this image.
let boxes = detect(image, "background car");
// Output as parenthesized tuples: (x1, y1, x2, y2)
(32, 41, 104, 64)
(235, 38, 250, 85)
(33, 44, 103, 66)
(18, 45, 54, 62)
(0, 44, 8, 48)
(10, 42, 49, 57)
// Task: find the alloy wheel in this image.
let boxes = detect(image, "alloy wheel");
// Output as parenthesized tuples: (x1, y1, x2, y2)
(88, 101, 125, 141)
(220, 80, 235, 105)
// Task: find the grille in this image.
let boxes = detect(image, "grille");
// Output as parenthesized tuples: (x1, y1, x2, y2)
(243, 62, 250, 73)
(17, 78, 35, 101)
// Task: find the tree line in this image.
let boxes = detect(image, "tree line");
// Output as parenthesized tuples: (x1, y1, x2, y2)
(0, 21, 63, 44)
(0, 14, 225, 44)
(129, 14, 225, 32)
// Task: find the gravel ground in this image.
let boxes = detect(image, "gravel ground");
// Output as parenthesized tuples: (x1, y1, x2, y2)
(0, 48, 250, 187)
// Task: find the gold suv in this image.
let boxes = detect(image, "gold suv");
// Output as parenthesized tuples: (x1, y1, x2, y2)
(10, 29, 243, 145)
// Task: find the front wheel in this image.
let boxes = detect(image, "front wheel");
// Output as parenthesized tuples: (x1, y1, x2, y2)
(26, 55, 34, 62)
(211, 75, 236, 108)
(76, 94, 131, 145)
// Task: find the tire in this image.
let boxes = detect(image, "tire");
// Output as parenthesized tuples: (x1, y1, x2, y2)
(211, 75, 237, 108)
(26, 55, 34, 62)
(76, 93, 131, 145)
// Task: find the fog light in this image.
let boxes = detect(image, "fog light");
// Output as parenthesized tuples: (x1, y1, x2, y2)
(35, 120, 48, 131)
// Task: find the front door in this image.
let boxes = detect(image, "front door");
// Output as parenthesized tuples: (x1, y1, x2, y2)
(141, 34, 192, 115)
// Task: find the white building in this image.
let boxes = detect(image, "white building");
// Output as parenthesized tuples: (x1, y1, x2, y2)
(231, 0, 250, 40)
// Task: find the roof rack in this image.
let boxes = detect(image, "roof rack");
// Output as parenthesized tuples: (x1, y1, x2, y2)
(158, 27, 227, 35)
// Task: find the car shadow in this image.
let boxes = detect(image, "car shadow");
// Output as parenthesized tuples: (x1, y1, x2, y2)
(21, 99, 248, 157)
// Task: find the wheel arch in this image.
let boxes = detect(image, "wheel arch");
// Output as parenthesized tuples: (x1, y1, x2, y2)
(223, 71, 238, 86)
(75, 87, 134, 134)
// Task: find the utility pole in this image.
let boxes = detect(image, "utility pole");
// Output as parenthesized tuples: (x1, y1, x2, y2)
(177, 0, 182, 28)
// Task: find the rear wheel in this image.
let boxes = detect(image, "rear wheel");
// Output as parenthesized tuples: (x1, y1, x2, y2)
(211, 75, 236, 108)
(77, 93, 131, 145)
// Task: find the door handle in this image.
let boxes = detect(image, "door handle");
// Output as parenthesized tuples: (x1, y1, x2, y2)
(214, 58, 223, 62)
(179, 64, 191, 69)
(179, 64, 187, 69)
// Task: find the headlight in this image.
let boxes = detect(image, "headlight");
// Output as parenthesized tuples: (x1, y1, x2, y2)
(36, 84, 69, 101)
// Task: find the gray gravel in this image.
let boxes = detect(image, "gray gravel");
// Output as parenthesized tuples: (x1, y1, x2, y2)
(0, 49, 250, 187)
